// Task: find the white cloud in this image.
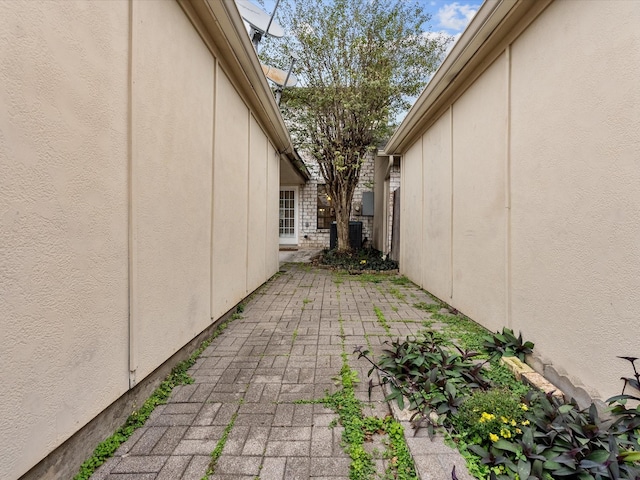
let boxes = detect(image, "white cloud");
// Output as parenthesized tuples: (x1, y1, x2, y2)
(436, 2, 478, 32)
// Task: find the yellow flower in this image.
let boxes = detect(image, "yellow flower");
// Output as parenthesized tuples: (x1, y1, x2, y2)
(520, 404, 529, 411)
(500, 428, 512, 438)
(522, 420, 530, 426)
(480, 412, 495, 422)
(510, 419, 517, 426)
(489, 433, 499, 442)
(501, 416, 509, 424)
(360, 260, 367, 264)
(516, 428, 522, 434)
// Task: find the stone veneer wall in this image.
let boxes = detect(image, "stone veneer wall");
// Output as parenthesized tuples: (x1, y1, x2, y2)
(297, 153, 375, 249)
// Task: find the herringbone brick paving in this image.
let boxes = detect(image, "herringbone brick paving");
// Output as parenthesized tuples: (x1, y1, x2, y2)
(91, 264, 473, 479)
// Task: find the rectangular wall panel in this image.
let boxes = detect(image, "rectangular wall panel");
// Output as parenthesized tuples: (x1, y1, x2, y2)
(450, 54, 507, 333)
(211, 70, 249, 319)
(399, 142, 423, 283)
(247, 116, 268, 293)
(421, 112, 453, 303)
(0, 2, 130, 478)
(509, 0, 640, 398)
(132, 0, 214, 379)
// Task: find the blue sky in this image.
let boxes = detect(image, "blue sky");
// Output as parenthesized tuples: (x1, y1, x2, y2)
(255, 0, 484, 40)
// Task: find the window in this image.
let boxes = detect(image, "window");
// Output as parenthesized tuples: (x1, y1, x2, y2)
(317, 184, 335, 230)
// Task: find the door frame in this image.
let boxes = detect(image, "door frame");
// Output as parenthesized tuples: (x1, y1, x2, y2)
(279, 186, 299, 245)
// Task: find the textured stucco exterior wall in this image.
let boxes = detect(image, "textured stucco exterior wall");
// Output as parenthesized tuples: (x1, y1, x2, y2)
(508, 0, 640, 398)
(420, 112, 452, 304)
(450, 54, 506, 333)
(396, 0, 640, 399)
(1, 1, 289, 478)
(247, 115, 269, 293)
(131, 0, 214, 381)
(211, 69, 249, 319)
(0, 1, 130, 478)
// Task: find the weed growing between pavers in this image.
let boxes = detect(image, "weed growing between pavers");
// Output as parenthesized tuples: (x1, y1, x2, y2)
(373, 305, 391, 336)
(309, 281, 418, 479)
(388, 287, 406, 302)
(73, 306, 244, 480)
(302, 297, 312, 311)
(201, 410, 239, 479)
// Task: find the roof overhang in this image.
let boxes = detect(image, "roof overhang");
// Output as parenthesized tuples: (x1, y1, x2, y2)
(384, 0, 552, 155)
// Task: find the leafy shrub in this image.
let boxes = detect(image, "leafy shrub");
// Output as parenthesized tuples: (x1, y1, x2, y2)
(321, 248, 398, 271)
(483, 328, 534, 361)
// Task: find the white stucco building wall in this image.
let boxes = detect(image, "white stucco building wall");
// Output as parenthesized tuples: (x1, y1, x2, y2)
(385, 0, 640, 402)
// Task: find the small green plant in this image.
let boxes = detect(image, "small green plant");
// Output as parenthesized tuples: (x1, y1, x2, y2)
(356, 332, 491, 438)
(413, 301, 441, 313)
(483, 327, 534, 361)
(390, 276, 412, 286)
(373, 305, 391, 335)
(484, 363, 531, 398)
(388, 287, 406, 302)
(292, 329, 298, 344)
(202, 411, 238, 479)
(302, 298, 312, 311)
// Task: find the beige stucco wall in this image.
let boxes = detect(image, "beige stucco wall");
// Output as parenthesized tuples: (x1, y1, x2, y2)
(131, 0, 214, 381)
(397, 0, 640, 399)
(508, 0, 640, 398)
(451, 54, 507, 333)
(247, 115, 269, 293)
(211, 69, 250, 320)
(0, 1, 130, 478)
(1, 1, 287, 478)
(420, 111, 452, 304)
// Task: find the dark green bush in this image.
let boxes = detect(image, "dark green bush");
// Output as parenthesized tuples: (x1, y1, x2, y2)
(321, 248, 398, 271)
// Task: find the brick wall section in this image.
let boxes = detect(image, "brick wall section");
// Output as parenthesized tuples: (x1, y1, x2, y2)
(297, 153, 375, 249)
(386, 160, 401, 254)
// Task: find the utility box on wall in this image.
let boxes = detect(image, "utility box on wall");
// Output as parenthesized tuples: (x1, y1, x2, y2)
(361, 191, 374, 216)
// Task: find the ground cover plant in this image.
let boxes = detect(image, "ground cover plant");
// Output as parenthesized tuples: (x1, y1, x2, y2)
(320, 247, 399, 271)
(356, 316, 640, 479)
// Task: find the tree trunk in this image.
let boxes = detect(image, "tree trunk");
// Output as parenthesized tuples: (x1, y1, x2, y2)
(335, 191, 352, 252)
(336, 211, 350, 252)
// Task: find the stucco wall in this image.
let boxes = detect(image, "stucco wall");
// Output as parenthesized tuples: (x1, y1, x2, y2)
(131, 0, 214, 381)
(508, 0, 640, 398)
(1, 1, 286, 478)
(398, 0, 640, 400)
(451, 54, 506, 333)
(211, 69, 250, 319)
(420, 112, 452, 304)
(0, 1, 130, 478)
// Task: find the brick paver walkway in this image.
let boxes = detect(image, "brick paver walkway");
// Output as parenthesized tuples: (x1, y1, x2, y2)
(91, 263, 473, 479)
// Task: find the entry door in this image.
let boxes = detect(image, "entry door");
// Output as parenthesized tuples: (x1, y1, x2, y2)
(279, 187, 298, 245)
